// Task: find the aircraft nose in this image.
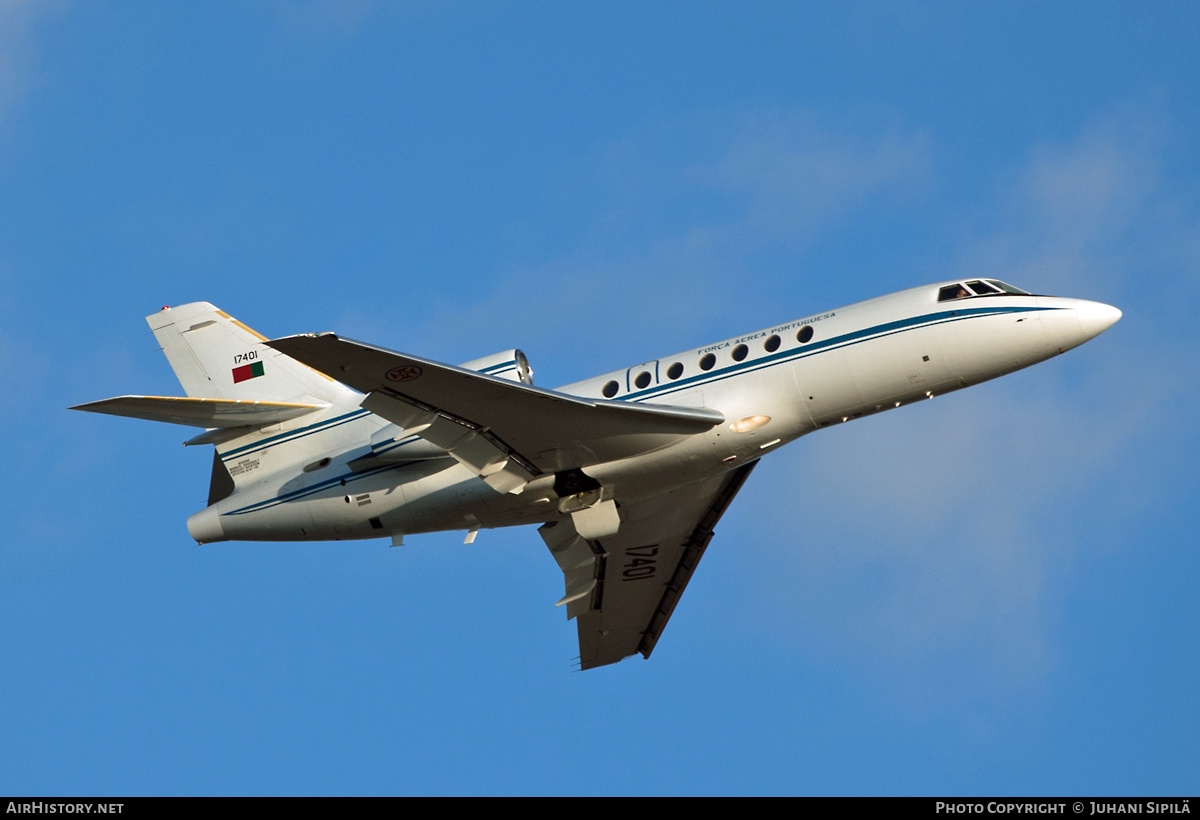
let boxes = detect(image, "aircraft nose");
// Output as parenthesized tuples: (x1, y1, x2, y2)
(1075, 299, 1122, 340)
(1036, 296, 1122, 354)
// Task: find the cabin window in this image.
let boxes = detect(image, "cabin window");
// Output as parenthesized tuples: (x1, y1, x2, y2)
(764, 335, 781, 352)
(602, 380, 619, 398)
(634, 371, 652, 389)
(667, 362, 684, 380)
(797, 325, 814, 344)
(699, 353, 716, 371)
(732, 344, 748, 361)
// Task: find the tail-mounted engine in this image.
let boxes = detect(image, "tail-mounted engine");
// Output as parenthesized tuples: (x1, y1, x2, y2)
(458, 349, 534, 385)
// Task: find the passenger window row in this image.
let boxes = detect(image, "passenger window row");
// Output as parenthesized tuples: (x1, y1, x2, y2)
(600, 324, 818, 398)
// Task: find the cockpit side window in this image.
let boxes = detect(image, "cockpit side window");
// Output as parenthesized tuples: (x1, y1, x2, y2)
(938, 284, 971, 302)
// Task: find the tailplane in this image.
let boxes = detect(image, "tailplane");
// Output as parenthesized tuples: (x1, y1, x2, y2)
(73, 303, 373, 506)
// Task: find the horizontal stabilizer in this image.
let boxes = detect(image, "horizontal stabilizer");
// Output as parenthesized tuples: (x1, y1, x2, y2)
(70, 395, 327, 429)
(266, 333, 725, 479)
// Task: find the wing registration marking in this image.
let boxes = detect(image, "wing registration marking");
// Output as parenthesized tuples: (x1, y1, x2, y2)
(622, 545, 659, 581)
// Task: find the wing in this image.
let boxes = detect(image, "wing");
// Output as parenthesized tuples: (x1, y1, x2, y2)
(540, 461, 758, 670)
(267, 333, 724, 493)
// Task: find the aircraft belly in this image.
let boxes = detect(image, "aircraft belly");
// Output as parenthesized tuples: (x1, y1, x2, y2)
(831, 322, 964, 416)
(580, 421, 780, 507)
(220, 497, 318, 542)
(378, 464, 555, 535)
(695, 366, 809, 442)
(793, 347, 864, 426)
(306, 487, 398, 539)
(846, 324, 946, 397)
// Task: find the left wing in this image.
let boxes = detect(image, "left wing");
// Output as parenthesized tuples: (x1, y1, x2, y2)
(540, 461, 758, 670)
(268, 333, 723, 493)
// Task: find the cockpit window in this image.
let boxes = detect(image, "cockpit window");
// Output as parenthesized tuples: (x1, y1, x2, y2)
(939, 280, 1031, 301)
(938, 284, 972, 302)
(966, 279, 1001, 295)
(987, 280, 1031, 295)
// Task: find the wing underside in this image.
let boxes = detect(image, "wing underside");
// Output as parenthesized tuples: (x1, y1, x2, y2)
(540, 461, 758, 670)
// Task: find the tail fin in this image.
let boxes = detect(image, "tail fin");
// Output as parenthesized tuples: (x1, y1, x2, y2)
(146, 304, 371, 506)
(72, 303, 373, 510)
(147, 302, 360, 408)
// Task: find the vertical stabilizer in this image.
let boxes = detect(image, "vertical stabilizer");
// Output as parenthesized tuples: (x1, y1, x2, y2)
(147, 304, 376, 496)
(147, 303, 360, 408)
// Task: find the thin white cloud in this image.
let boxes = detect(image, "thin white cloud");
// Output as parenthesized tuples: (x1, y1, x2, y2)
(747, 104, 1199, 705)
(0, 0, 60, 141)
(699, 111, 931, 244)
(957, 104, 1197, 302)
(328, 104, 1191, 706)
(269, 0, 377, 38)
(345, 110, 931, 378)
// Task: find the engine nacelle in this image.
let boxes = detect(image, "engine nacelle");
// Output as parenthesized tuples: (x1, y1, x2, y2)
(458, 349, 534, 385)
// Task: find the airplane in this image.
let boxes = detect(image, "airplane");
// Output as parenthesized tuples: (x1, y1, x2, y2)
(71, 279, 1121, 669)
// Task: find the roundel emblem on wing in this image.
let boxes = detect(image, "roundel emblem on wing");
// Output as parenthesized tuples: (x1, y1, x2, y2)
(385, 365, 422, 383)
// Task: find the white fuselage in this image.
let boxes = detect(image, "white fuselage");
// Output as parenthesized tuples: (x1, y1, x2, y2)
(189, 282, 1120, 544)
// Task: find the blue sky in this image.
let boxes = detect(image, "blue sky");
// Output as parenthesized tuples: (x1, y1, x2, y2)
(1, 1, 1197, 796)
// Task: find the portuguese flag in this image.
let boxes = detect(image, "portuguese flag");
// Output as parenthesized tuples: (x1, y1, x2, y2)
(232, 362, 265, 383)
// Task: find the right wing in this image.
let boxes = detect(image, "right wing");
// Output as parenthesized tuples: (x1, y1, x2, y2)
(540, 461, 758, 670)
(268, 333, 724, 492)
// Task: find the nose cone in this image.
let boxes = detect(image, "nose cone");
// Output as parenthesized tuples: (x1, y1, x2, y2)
(1036, 296, 1122, 355)
(1076, 300, 1122, 340)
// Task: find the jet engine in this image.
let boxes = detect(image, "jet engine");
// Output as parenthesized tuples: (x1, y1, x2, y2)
(458, 349, 534, 385)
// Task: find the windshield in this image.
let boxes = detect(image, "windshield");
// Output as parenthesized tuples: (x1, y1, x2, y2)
(938, 280, 1031, 301)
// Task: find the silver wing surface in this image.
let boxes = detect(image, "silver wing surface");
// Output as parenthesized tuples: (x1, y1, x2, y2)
(540, 461, 758, 670)
(268, 333, 724, 493)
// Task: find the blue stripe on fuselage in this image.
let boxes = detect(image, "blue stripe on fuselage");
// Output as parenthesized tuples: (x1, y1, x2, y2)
(222, 303, 1058, 516)
(219, 408, 372, 462)
(616, 304, 1058, 402)
(223, 459, 424, 515)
